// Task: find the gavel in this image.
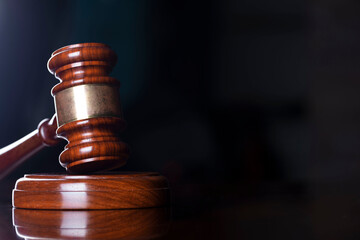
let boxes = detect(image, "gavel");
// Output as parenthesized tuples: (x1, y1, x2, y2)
(1, 43, 169, 210)
(0, 43, 130, 178)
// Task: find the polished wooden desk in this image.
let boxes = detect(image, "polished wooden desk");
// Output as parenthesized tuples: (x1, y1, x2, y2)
(3, 178, 360, 240)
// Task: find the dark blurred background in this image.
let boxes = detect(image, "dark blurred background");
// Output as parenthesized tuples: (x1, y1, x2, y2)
(1, 0, 360, 239)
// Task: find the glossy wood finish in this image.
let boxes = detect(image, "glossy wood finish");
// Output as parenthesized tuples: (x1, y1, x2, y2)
(13, 172, 170, 209)
(48, 43, 129, 173)
(0, 115, 60, 179)
(9, 43, 170, 211)
(57, 117, 129, 173)
(13, 207, 170, 239)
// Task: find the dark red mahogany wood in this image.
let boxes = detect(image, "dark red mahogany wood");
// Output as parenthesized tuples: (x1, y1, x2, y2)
(13, 207, 170, 239)
(8, 43, 170, 210)
(48, 43, 129, 173)
(13, 172, 170, 210)
(0, 115, 60, 179)
(57, 117, 129, 173)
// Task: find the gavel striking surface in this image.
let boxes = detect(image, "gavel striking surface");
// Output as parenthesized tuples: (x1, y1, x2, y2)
(13, 172, 170, 209)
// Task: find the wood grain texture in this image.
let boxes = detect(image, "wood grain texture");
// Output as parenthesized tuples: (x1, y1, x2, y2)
(48, 43, 117, 95)
(0, 115, 60, 179)
(13, 172, 170, 209)
(56, 117, 129, 173)
(13, 207, 170, 239)
(48, 43, 129, 173)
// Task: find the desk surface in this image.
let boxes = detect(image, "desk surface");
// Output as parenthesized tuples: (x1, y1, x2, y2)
(1, 178, 360, 239)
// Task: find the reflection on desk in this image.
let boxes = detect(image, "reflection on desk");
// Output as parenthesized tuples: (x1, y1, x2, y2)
(13, 207, 170, 240)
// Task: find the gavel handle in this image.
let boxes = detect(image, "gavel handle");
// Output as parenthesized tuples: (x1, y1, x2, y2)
(0, 115, 60, 179)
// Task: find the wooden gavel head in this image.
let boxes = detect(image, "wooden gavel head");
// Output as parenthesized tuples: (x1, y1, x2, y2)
(48, 43, 129, 173)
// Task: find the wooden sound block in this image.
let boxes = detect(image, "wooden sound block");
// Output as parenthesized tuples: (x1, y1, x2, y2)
(12, 172, 170, 209)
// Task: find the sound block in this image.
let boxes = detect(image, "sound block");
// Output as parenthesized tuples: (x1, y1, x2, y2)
(12, 172, 170, 209)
